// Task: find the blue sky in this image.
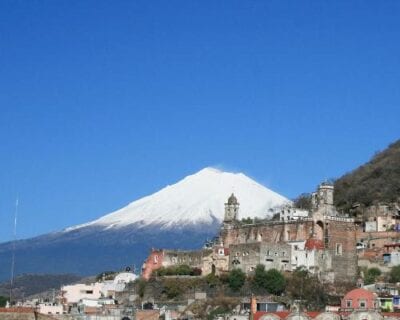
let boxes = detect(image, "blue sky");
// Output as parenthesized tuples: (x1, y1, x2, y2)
(0, 1, 399, 242)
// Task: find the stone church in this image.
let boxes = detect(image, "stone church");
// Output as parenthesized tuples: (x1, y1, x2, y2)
(142, 183, 357, 283)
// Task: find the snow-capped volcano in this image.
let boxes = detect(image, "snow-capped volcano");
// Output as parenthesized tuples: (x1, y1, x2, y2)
(70, 167, 289, 230)
(0, 167, 290, 281)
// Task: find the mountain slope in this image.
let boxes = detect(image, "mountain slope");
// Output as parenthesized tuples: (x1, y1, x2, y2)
(0, 168, 289, 282)
(334, 139, 400, 210)
(68, 167, 288, 230)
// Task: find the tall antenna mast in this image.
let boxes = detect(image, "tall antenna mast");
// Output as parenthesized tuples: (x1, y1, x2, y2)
(9, 196, 18, 305)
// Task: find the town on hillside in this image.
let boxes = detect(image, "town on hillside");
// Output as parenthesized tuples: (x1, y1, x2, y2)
(2, 182, 400, 320)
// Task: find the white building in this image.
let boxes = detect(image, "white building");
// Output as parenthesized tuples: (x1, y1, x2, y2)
(61, 272, 137, 313)
(38, 303, 64, 315)
(101, 272, 137, 298)
(279, 206, 309, 222)
(61, 282, 103, 306)
(288, 239, 330, 274)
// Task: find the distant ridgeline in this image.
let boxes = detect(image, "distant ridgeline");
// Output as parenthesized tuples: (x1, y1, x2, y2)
(0, 274, 82, 300)
(334, 139, 400, 212)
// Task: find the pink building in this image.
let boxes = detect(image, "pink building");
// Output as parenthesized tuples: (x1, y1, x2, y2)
(341, 288, 378, 310)
(142, 249, 164, 280)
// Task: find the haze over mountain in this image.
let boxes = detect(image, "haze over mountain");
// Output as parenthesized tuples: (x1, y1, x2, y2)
(0, 168, 289, 282)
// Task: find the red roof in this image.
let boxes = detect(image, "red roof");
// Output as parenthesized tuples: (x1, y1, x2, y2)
(384, 243, 400, 248)
(254, 311, 400, 319)
(0, 308, 35, 313)
(305, 238, 325, 250)
(254, 311, 324, 319)
(343, 288, 375, 301)
(254, 311, 290, 320)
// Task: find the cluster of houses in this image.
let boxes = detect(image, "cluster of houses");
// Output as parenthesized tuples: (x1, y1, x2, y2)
(5, 284, 400, 319)
(5, 270, 138, 318)
(3, 182, 400, 319)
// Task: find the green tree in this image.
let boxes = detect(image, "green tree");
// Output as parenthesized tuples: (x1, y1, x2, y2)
(175, 264, 192, 275)
(163, 279, 183, 299)
(253, 264, 268, 289)
(264, 268, 286, 295)
(364, 267, 381, 285)
(389, 265, 400, 283)
(228, 268, 246, 291)
(205, 273, 220, 287)
(135, 278, 147, 299)
(286, 268, 328, 311)
(0, 296, 7, 307)
(293, 193, 312, 210)
(252, 265, 286, 295)
(95, 271, 116, 281)
(241, 217, 253, 224)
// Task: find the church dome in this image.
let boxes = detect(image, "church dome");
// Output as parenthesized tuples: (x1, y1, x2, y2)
(227, 193, 238, 205)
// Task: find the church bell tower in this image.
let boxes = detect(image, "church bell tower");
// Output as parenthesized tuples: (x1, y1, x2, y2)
(224, 193, 239, 222)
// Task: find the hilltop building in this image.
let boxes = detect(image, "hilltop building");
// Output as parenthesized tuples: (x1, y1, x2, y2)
(142, 183, 358, 283)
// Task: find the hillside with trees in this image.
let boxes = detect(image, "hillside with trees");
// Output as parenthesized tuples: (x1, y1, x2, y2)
(333, 139, 400, 211)
(0, 273, 82, 301)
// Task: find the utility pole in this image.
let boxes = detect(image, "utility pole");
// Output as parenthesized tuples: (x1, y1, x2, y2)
(9, 197, 18, 306)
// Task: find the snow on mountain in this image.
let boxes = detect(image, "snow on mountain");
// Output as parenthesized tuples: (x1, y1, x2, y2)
(67, 167, 290, 231)
(0, 167, 291, 281)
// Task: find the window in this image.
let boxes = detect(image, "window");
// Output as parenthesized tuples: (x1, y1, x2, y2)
(359, 299, 366, 309)
(346, 300, 352, 308)
(266, 258, 274, 262)
(266, 250, 270, 256)
(336, 243, 343, 256)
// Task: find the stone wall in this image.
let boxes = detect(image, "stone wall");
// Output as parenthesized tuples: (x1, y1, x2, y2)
(229, 242, 262, 273)
(325, 217, 358, 283)
(163, 249, 208, 269)
(221, 220, 314, 247)
(229, 242, 292, 273)
(222, 215, 357, 283)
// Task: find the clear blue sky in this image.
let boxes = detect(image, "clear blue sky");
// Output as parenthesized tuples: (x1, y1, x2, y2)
(1, 1, 399, 242)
